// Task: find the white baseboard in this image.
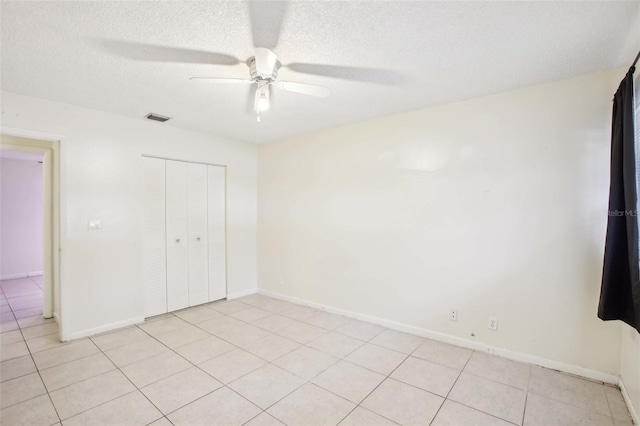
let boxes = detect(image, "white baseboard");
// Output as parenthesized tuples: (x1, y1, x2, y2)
(258, 289, 619, 385)
(227, 287, 257, 300)
(63, 316, 145, 341)
(0, 271, 43, 280)
(63, 288, 256, 341)
(0, 274, 22, 280)
(620, 377, 640, 425)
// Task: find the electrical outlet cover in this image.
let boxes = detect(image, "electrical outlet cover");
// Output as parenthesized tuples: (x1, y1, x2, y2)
(488, 316, 498, 330)
(88, 219, 102, 230)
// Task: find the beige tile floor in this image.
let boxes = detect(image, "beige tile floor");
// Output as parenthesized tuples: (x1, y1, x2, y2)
(0, 278, 634, 426)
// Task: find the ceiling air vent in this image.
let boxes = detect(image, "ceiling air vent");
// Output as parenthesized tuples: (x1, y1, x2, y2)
(145, 113, 171, 123)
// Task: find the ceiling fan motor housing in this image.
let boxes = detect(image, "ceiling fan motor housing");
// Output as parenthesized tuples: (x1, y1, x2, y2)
(247, 56, 281, 82)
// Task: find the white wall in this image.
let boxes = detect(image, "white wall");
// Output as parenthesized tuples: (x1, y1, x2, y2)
(620, 325, 639, 421)
(1, 91, 257, 339)
(258, 69, 625, 375)
(0, 157, 43, 278)
(620, 69, 640, 422)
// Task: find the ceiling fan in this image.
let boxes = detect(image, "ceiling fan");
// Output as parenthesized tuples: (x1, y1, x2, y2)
(190, 47, 330, 122)
(99, 2, 401, 122)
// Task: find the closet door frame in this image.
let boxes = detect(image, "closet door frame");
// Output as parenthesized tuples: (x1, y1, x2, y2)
(142, 155, 228, 313)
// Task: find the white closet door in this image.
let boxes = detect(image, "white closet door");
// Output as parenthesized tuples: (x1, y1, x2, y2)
(208, 165, 226, 301)
(166, 160, 189, 311)
(188, 163, 209, 306)
(143, 157, 167, 317)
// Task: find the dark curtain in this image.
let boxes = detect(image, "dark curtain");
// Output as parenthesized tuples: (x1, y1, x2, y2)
(598, 67, 640, 332)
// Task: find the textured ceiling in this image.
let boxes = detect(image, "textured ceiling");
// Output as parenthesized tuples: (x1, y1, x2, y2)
(1, 1, 639, 144)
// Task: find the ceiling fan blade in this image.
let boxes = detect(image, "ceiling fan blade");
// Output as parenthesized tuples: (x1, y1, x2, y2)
(98, 40, 241, 66)
(285, 63, 404, 85)
(254, 48, 278, 77)
(189, 77, 254, 84)
(274, 81, 330, 98)
(248, 1, 289, 50)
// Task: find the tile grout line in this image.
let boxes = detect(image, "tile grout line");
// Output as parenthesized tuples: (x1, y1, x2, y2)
(8, 301, 450, 421)
(146, 416, 175, 426)
(3, 293, 629, 425)
(603, 383, 622, 424)
(241, 350, 340, 424)
(30, 339, 116, 376)
(6, 291, 161, 421)
(40, 357, 118, 393)
(458, 360, 532, 393)
(521, 393, 529, 426)
(442, 350, 530, 425)
(241, 411, 269, 426)
(322, 326, 402, 426)
(525, 388, 616, 419)
(442, 400, 521, 426)
(137, 312, 320, 421)
(63, 388, 146, 423)
(0, 283, 39, 333)
(432, 352, 522, 426)
(131, 307, 287, 423)
(426, 347, 473, 426)
(2, 326, 608, 426)
(134, 306, 370, 424)
(28, 276, 43, 290)
(520, 362, 533, 426)
(13, 322, 508, 426)
(5, 290, 46, 317)
(9, 295, 63, 425)
(71, 336, 167, 424)
(133, 316, 269, 421)
(0, 367, 38, 384)
(320, 337, 525, 425)
(334, 345, 415, 426)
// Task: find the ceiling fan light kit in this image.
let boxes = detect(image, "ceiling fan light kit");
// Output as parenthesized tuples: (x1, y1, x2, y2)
(191, 47, 330, 122)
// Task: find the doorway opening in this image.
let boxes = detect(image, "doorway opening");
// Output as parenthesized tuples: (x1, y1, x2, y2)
(0, 134, 60, 338)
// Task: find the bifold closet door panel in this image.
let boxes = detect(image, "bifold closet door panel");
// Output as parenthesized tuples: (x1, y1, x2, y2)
(188, 163, 209, 306)
(143, 157, 167, 317)
(166, 160, 189, 312)
(208, 165, 226, 302)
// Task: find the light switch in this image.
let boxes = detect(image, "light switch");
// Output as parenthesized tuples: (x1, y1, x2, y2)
(88, 219, 101, 230)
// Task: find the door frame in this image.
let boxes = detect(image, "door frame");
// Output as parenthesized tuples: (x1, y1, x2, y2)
(1, 128, 64, 337)
(142, 154, 228, 313)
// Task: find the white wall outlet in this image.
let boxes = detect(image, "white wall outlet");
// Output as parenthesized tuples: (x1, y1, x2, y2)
(488, 316, 498, 331)
(88, 219, 101, 230)
(449, 310, 458, 321)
